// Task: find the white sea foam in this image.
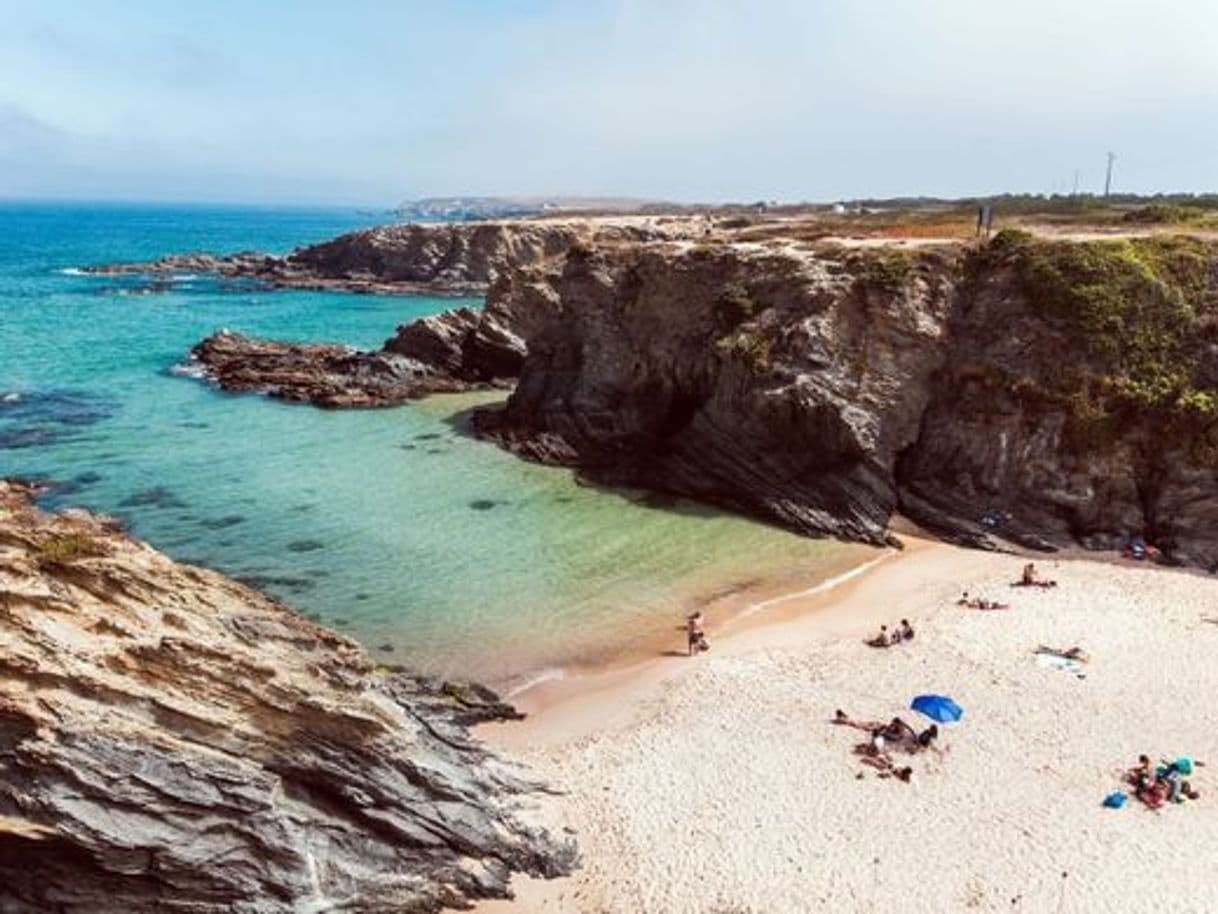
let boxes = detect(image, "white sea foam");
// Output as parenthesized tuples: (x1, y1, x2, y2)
(168, 361, 206, 379)
(58, 267, 87, 276)
(734, 552, 894, 620)
(1, 392, 21, 403)
(505, 665, 567, 698)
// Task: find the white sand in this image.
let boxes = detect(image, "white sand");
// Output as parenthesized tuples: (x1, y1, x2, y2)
(477, 541, 1218, 914)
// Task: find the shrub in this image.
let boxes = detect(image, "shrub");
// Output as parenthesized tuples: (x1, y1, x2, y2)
(715, 281, 757, 328)
(35, 532, 107, 567)
(716, 330, 771, 373)
(971, 232, 1218, 454)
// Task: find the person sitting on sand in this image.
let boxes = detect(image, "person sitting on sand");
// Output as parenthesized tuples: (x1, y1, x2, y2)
(1130, 754, 1154, 790)
(899, 619, 914, 641)
(956, 591, 970, 605)
(917, 724, 939, 749)
(866, 625, 891, 648)
(879, 717, 918, 746)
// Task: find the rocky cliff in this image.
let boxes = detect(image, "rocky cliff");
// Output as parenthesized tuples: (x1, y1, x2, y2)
(475, 241, 960, 546)
(175, 224, 1218, 569)
(0, 481, 575, 913)
(87, 220, 669, 296)
(475, 233, 1218, 569)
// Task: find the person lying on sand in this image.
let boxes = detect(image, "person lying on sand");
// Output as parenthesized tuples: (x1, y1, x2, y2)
(962, 596, 1010, 610)
(1037, 645, 1089, 663)
(860, 753, 913, 782)
(833, 710, 886, 731)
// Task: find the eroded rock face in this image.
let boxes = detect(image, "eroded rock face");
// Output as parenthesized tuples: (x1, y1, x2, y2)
(476, 244, 960, 546)
(474, 236, 1218, 569)
(0, 481, 575, 913)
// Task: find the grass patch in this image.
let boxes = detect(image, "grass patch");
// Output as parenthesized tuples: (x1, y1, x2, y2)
(854, 249, 918, 292)
(35, 532, 107, 567)
(716, 330, 772, 373)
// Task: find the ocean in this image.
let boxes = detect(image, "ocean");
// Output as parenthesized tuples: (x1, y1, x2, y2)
(0, 201, 866, 689)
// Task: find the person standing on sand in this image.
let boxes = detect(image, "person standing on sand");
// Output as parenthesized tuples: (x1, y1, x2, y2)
(686, 611, 708, 656)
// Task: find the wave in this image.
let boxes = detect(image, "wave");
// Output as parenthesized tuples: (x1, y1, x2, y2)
(734, 552, 894, 620)
(504, 665, 566, 698)
(58, 267, 88, 276)
(168, 361, 206, 379)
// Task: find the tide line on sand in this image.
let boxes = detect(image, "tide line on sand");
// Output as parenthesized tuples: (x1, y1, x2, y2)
(733, 550, 895, 620)
(504, 551, 893, 700)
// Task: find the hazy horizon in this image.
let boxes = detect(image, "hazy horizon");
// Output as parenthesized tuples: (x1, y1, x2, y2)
(3, 0, 1216, 207)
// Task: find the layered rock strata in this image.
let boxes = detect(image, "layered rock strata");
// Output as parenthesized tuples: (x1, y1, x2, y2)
(0, 481, 575, 913)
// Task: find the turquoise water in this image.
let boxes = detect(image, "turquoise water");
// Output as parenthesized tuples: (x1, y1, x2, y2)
(0, 202, 862, 687)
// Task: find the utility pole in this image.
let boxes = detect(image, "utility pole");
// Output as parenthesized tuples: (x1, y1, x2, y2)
(1104, 152, 1116, 198)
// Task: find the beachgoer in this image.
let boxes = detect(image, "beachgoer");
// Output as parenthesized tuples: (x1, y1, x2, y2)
(899, 619, 914, 641)
(867, 625, 890, 648)
(917, 724, 938, 748)
(880, 717, 918, 745)
(1130, 755, 1154, 791)
(686, 611, 708, 656)
(869, 730, 887, 756)
(1022, 563, 1036, 585)
(956, 591, 970, 606)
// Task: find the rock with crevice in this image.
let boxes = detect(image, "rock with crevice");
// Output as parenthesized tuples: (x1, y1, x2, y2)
(0, 481, 575, 913)
(475, 243, 960, 547)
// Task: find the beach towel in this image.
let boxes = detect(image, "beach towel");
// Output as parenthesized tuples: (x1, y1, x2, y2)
(1034, 652, 1086, 679)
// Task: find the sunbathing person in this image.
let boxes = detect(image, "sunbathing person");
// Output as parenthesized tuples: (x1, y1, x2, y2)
(965, 597, 1010, 610)
(866, 625, 892, 648)
(1038, 645, 1089, 663)
(898, 619, 915, 641)
(833, 710, 885, 731)
(879, 716, 919, 745)
(917, 724, 939, 749)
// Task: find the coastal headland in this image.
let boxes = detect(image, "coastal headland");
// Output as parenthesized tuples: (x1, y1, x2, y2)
(10, 200, 1217, 912)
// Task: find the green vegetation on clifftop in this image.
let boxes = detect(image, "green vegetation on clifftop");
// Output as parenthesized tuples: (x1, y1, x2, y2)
(973, 229, 1218, 455)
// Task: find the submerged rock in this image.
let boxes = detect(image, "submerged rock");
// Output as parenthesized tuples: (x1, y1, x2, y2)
(0, 480, 575, 912)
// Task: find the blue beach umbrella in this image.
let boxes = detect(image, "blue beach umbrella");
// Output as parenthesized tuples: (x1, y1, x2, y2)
(911, 694, 964, 723)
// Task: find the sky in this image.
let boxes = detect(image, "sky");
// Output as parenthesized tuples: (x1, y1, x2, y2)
(1, 0, 1216, 206)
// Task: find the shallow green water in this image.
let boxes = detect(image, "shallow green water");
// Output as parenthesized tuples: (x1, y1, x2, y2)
(0, 202, 859, 687)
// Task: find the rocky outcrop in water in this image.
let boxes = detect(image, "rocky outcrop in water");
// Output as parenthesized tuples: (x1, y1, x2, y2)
(187, 261, 563, 407)
(187, 269, 559, 407)
(0, 480, 575, 913)
(87, 220, 668, 296)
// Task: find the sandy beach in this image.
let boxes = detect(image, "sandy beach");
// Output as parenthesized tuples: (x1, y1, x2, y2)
(477, 539, 1218, 914)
